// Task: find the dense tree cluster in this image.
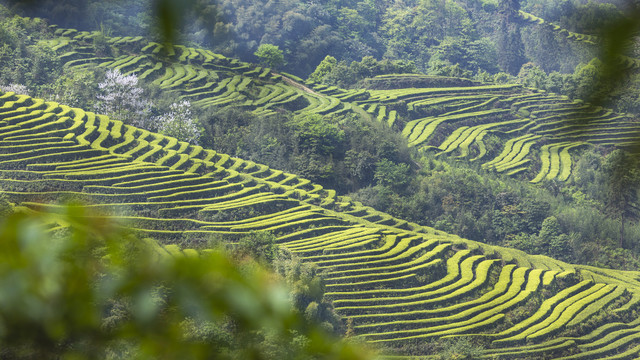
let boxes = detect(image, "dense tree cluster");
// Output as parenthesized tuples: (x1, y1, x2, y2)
(2, 0, 626, 79)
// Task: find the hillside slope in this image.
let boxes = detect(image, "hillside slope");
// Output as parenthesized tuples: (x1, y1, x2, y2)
(40, 23, 640, 186)
(2, 90, 640, 358)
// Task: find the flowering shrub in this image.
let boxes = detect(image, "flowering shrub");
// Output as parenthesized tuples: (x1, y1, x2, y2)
(155, 100, 201, 144)
(95, 69, 150, 127)
(0, 83, 28, 95)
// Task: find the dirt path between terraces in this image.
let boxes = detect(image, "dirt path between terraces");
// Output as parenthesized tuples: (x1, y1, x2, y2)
(279, 74, 322, 96)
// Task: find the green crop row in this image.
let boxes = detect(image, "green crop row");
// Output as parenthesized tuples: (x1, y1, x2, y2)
(201, 194, 299, 212)
(113, 173, 208, 190)
(406, 95, 473, 112)
(0, 145, 102, 169)
(0, 139, 74, 153)
(482, 134, 536, 169)
(114, 55, 149, 73)
(440, 96, 499, 117)
(481, 340, 576, 359)
(495, 147, 535, 173)
(410, 109, 510, 147)
(601, 343, 640, 359)
(321, 236, 435, 273)
(253, 84, 285, 105)
(363, 313, 506, 343)
(490, 135, 539, 168)
(209, 205, 314, 228)
(101, 54, 134, 69)
(362, 268, 543, 341)
(326, 262, 436, 293)
(557, 143, 587, 181)
(328, 244, 452, 294)
(454, 119, 528, 159)
(152, 66, 177, 87)
(564, 329, 640, 359)
(348, 264, 516, 324)
(228, 210, 327, 232)
(307, 235, 415, 267)
(335, 254, 485, 312)
(293, 233, 381, 254)
(531, 144, 552, 183)
(404, 117, 437, 142)
(164, 65, 199, 89)
(2, 113, 66, 140)
(157, 188, 270, 215)
(338, 258, 498, 312)
(274, 225, 362, 245)
(437, 126, 469, 152)
(325, 255, 443, 286)
(518, 10, 599, 45)
(194, 90, 245, 108)
(286, 227, 377, 249)
(351, 267, 540, 336)
(322, 235, 382, 252)
(1, 111, 57, 132)
(548, 121, 638, 138)
(526, 284, 613, 342)
(84, 179, 229, 200)
(0, 98, 48, 117)
(23, 153, 116, 171)
(568, 285, 625, 328)
(493, 280, 595, 342)
(368, 84, 521, 102)
(139, 62, 163, 80)
(52, 163, 177, 181)
(251, 216, 345, 234)
(545, 142, 574, 181)
(329, 249, 470, 301)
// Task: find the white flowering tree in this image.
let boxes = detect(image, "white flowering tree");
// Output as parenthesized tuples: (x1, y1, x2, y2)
(95, 69, 150, 127)
(0, 83, 29, 95)
(95, 70, 199, 144)
(155, 100, 201, 145)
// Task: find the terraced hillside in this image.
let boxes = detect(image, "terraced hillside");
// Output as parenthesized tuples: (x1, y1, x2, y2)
(4, 90, 640, 358)
(516, 10, 640, 70)
(35, 23, 640, 185)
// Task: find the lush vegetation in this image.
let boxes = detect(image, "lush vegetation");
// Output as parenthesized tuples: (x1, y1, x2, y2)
(1, 84, 640, 358)
(1, 0, 640, 358)
(0, 206, 370, 359)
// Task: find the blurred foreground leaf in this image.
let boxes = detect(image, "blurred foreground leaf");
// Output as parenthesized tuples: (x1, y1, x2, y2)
(0, 207, 375, 360)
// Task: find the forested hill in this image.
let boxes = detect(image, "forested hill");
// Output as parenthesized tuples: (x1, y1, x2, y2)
(2, 7, 640, 357)
(3, 7, 640, 268)
(3, 86, 640, 359)
(2, 0, 633, 76)
(36, 21, 640, 185)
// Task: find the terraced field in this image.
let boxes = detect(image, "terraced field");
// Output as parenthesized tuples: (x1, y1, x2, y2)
(360, 75, 640, 183)
(517, 10, 640, 71)
(4, 90, 640, 358)
(36, 23, 640, 185)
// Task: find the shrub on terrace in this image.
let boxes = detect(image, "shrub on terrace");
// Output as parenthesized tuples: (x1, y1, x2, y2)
(374, 158, 410, 191)
(96, 68, 151, 128)
(311, 56, 417, 88)
(0, 83, 28, 95)
(254, 44, 285, 70)
(43, 65, 104, 108)
(155, 100, 201, 144)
